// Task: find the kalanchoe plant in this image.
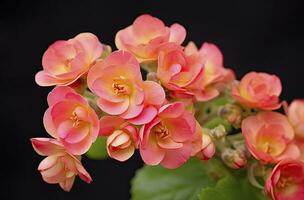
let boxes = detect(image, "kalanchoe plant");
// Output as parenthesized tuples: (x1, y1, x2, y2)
(31, 14, 304, 200)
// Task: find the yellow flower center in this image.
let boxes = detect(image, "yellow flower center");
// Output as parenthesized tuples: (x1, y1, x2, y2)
(70, 111, 82, 127)
(112, 76, 131, 96)
(277, 176, 298, 197)
(154, 123, 170, 139)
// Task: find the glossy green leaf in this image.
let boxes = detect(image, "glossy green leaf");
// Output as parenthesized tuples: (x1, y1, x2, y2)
(199, 171, 267, 200)
(131, 158, 268, 200)
(131, 159, 217, 200)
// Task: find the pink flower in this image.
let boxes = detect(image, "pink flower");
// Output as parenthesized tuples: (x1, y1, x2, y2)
(35, 33, 103, 86)
(287, 100, 304, 139)
(44, 86, 99, 155)
(87, 50, 165, 125)
(139, 102, 197, 169)
(99, 116, 139, 161)
(115, 14, 186, 62)
(157, 48, 204, 100)
(265, 159, 304, 200)
(162, 41, 235, 101)
(31, 138, 92, 192)
(242, 112, 300, 163)
(232, 72, 282, 110)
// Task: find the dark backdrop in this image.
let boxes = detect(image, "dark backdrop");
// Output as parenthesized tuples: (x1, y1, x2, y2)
(1, 0, 304, 199)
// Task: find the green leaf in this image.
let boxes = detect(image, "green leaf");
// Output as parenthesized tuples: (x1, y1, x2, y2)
(198, 171, 267, 200)
(131, 158, 268, 200)
(131, 159, 217, 200)
(85, 137, 108, 160)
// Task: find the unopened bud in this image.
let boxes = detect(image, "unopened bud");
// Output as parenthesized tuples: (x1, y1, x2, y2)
(209, 125, 227, 139)
(218, 104, 242, 128)
(196, 133, 216, 160)
(147, 72, 159, 82)
(221, 148, 247, 169)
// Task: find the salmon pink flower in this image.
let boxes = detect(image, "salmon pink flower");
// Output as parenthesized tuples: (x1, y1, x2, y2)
(194, 42, 236, 93)
(242, 112, 300, 163)
(99, 116, 139, 161)
(139, 102, 197, 169)
(35, 33, 103, 86)
(265, 160, 304, 200)
(87, 50, 165, 125)
(184, 42, 235, 86)
(44, 86, 99, 155)
(287, 100, 304, 139)
(157, 48, 204, 100)
(232, 72, 282, 110)
(115, 14, 186, 62)
(158, 41, 234, 101)
(31, 138, 92, 192)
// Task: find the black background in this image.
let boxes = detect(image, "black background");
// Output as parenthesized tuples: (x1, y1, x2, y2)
(1, 0, 304, 199)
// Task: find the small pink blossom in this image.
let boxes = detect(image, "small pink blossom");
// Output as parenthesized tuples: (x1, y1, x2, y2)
(44, 86, 99, 155)
(139, 102, 197, 169)
(242, 112, 300, 163)
(35, 33, 103, 86)
(232, 72, 282, 110)
(115, 14, 186, 62)
(87, 50, 165, 125)
(99, 116, 139, 161)
(265, 159, 304, 200)
(31, 138, 92, 192)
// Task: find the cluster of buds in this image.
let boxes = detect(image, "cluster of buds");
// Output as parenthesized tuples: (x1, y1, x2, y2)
(31, 14, 304, 200)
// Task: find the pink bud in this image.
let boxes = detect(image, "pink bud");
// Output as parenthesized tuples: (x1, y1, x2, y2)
(99, 116, 139, 161)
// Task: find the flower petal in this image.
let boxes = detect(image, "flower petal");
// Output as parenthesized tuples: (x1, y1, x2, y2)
(31, 138, 63, 156)
(169, 23, 186, 44)
(97, 97, 129, 115)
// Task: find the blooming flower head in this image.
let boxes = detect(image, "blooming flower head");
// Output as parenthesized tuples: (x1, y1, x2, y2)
(35, 33, 103, 86)
(115, 14, 186, 62)
(242, 112, 300, 163)
(232, 72, 282, 110)
(287, 100, 304, 139)
(44, 86, 99, 155)
(265, 160, 304, 200)
(165, 41, 235, 101)
(185, 42, 235, 86)
(157, 47, 204, 100)
(31, 138, 92, 192)
(99, 116, 139, 161)
(87, 50, 165, 125)
(139, 102, 197, 169)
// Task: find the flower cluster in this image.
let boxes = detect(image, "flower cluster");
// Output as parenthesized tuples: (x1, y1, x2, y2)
(31, 14, 303, 199)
